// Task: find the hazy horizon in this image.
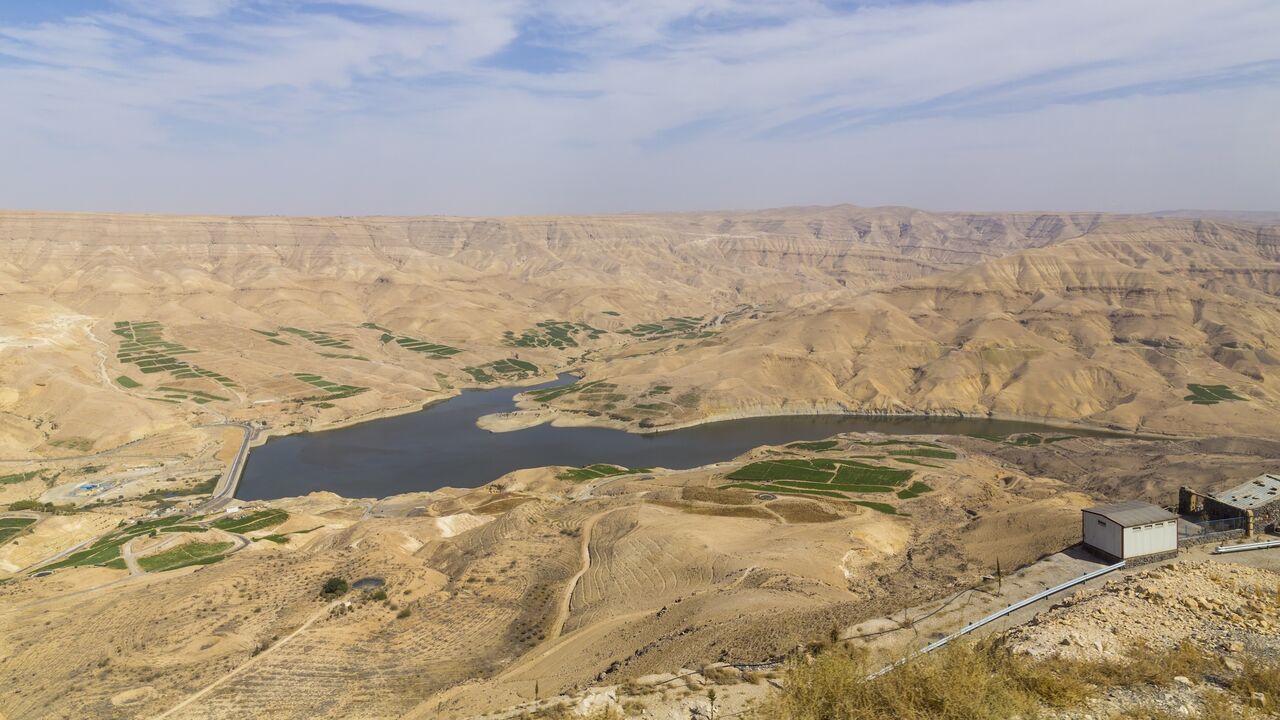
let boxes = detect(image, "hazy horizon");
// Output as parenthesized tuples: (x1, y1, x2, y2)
(2, 1, 1278, 217)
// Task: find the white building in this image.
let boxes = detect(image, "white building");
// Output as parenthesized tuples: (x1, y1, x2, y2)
(1082, 500, 1178, 562)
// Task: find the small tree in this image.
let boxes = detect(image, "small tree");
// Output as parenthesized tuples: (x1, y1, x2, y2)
(321, 577, 348, 597)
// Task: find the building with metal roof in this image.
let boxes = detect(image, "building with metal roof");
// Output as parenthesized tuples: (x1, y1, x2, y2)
(1082, 501, 1178, 562)
(1213, 473, 1280, 511)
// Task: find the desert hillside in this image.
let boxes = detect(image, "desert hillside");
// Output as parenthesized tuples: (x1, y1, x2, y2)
(3, 431, 1273, 720)
(1, 207, 1277, 470)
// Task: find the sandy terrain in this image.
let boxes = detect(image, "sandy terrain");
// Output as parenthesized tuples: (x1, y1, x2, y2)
(1, 429, 1275, 719)
(1, 205, 1279, 719)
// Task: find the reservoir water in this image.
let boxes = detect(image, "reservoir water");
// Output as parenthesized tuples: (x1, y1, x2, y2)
(236, 374, 1128, 500)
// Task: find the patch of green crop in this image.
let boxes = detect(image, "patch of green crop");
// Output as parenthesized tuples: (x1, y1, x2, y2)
(773, 480, 895, 494)
(855, 439, 945, 448)
(0, 518, 37, 545)
(601, 310, 621, 316)
(893, 457, 944, 468)
(129, 476, 218, 504)
(464, 357, 539, 384)
(115, 375, 141, 389)
(212, 509, 288, 533)
(888, 448, 957, 460)
(36, 517, 183, 570)
(503, 320, 605, 349)
(0, 517, 37, 528)
(138, 541, 233, 573)
(50, 438, 95, 452)
(832, 464, 914, 485)
(525, 379, 607, 403)
(1184, 383, 1247, 405)
(319, 353, 368, 361)
(0, 471, 41, 486)
(159, 525, 205, 534)
(557, 464, 653, 482)
(279, 326, 355, 350)
(112, 320, 236, 387)
(722, 483, 846, 499)
(292, 373, 368, 403)
(359, 324, 466, 357)
(728, 459, 912, 487)
(850, 500, 898, 515)
(785, 440, 839, 452)
(617, 315, 709, 340)
(896, 481, 934, 499)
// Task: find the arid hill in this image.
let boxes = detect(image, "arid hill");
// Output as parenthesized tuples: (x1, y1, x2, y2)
(1, 207, 1276, 469)
(3, 206, 1280, 720)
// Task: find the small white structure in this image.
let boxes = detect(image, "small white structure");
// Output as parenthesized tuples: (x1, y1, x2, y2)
(1082, 500, 1178, 561)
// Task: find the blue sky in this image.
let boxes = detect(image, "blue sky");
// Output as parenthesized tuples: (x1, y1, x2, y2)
(1, 0, 1277, 215)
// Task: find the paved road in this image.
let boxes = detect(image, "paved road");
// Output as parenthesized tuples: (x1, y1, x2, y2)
(195, 422, 257, 514)
(20, 422, 257, 574)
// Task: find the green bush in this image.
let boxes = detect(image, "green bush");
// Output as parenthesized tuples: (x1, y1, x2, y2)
(322, 577, 349, 597)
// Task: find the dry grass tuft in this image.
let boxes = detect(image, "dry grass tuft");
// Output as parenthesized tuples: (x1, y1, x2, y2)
(753, 639, 1255, 720)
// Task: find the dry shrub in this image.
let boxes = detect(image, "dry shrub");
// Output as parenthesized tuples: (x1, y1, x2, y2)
(1198, 689, 1257, 720)
(1232, 657, 1280, 708)
(754, 643, 1043, 720)
(753, 639, 1228, 720)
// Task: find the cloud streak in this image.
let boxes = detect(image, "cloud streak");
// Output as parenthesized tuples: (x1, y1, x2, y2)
(0, 0, 1277, 215)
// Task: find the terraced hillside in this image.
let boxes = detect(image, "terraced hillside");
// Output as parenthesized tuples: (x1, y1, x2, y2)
(8, 206, 1272, 461)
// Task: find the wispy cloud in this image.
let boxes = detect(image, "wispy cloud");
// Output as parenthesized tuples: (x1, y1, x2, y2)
(0, 0, 1277, 214)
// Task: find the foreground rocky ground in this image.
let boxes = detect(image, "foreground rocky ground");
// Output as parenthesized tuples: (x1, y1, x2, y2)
(1, 431, 1277, 719)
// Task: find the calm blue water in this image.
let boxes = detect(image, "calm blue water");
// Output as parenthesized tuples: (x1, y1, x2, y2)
(236, 374, 1125, 500)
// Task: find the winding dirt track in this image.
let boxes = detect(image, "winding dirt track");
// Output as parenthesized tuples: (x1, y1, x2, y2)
(498, 505, 632, 680)
(150, 598, 344, 720)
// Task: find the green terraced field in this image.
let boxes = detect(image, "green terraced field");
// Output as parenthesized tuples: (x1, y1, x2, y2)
(394, 335, 462, 356)
(115, 375, 141, 388)
(280, 326, 355, 350)
(212, 509, 288, 533)
(503, 320, 605, 349)
(138, 541, 233, 573)
(463, 357, 540, 384)
(721, 457, 914, 502)
(617, 315, 714, 340)
(1184, 383, 1248, 405)
(155, 386, 231, 404)
(850, 500, 898, 515)
(723, 483, 846, 499)
(0, 471, 41, 486)
(40, 516, 187, 571)
(897, 481, 934, 499)
(0, 517, 36, 545)
(358, 323, 462, 357)
(556, 464, 653, 482)
(785, 440, 839, 451)
(525, 379, 610, 403)
(293, 373, 369, 402)
(855, 439, 945, 448)
(893, 457, 944, 468)
(888, 448, 957, 460)
(112, 321, 237, 387)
